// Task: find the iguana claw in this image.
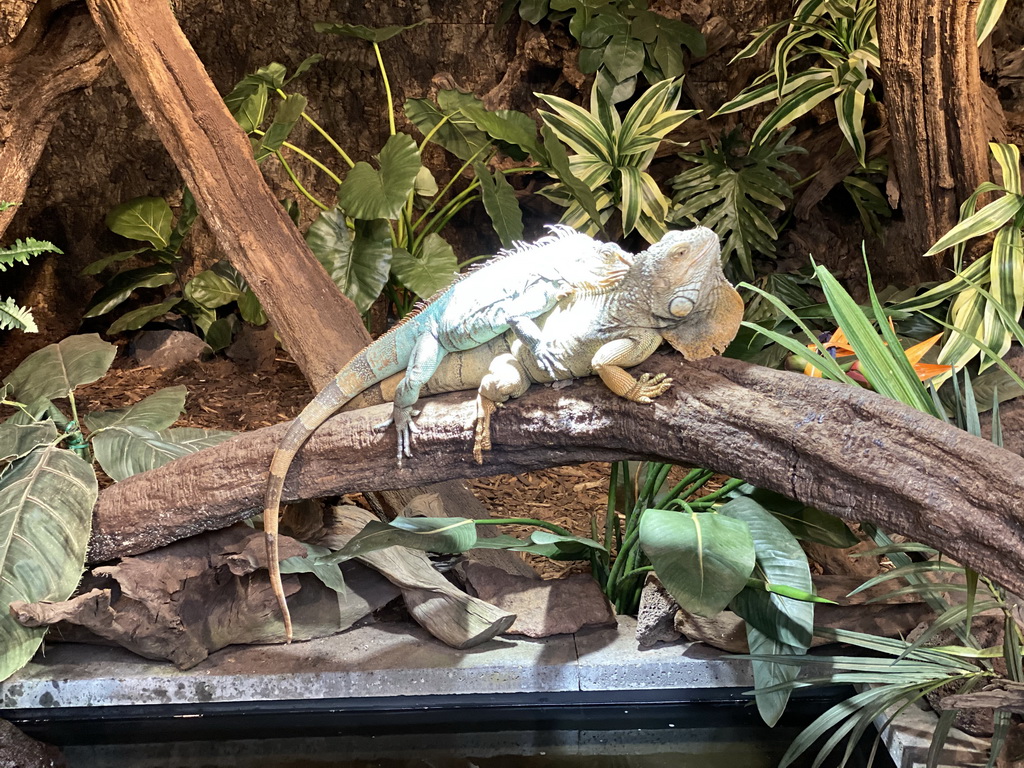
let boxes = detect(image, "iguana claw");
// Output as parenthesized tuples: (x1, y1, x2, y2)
(628, 372, 673, 403)
(374, 406, 420, 465)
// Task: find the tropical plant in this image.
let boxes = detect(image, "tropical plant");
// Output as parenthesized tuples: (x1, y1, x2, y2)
(842, 155, 891, 238)
(0, 334, 234, 681)
(81, 192, 265, 350)
(501, 0, 705, 101)
(713, 0, 880, 166)
(893, 142, 1024, 381)
(0, 201, 63, 333)
(225, 26, 535, 319)
(537, 77, 699, 242)
(670, 127, 803, 280)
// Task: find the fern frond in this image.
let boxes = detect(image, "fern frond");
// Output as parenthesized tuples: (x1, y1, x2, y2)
(0, 298, 38, 332)
(0, 238, 63, 271)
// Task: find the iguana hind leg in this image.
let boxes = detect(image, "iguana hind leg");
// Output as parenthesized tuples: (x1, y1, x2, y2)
(473, 353, 531, 463)
(591, 335, 672, 403)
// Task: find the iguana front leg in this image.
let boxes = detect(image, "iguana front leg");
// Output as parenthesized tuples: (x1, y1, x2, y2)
(374, 333, 445, 463)
(591, 334, 672, 403)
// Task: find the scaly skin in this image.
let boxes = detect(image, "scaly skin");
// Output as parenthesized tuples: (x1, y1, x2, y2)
(265, 225, 631, 641)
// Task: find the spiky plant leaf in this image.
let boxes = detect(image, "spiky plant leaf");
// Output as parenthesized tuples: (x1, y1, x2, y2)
(0, 238, 63, 270)
(0, 299, 37, 333)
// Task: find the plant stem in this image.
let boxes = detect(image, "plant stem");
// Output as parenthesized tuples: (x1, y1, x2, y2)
(274, 152, 329, 210)
(691, 477, 746, 506)
(473, 517, 575, 538)
(300, 111, 355, 169)
(373, 42, 396, 136)
(251, 132, 343, 185)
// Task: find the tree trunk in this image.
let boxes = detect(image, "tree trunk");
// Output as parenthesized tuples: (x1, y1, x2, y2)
(87, 356, 1024, 602)
(0, 0, 107, 240)
(878, 0, 992, 280)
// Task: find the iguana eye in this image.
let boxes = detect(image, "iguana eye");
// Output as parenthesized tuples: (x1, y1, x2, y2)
(669, 295, 695, 317)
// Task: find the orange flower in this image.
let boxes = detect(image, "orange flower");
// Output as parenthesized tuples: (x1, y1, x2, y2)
(902, 333, 953, 382)
(803, 327, 856, 377)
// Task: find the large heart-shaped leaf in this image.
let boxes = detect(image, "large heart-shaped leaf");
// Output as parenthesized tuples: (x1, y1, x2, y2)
(405, 94, 492, 162)
(306, 211, 392, 314)
(318, 516, 479, 565)
(390, 236, 457, 300)
(92, 426, 235, 481)
(4, 335, 116, 401)
(0, 445, 97, 681)
(105, 197, 173, 249)
(639, 508, 755, 616)
(337, 133, 421, 220)
(83, 385, 187, 433)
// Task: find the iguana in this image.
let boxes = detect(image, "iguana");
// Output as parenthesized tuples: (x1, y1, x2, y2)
(264, 225, 631, 640)
(351, 226, 743, 461)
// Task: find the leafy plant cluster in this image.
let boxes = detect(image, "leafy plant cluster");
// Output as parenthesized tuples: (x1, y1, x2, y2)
(0, 335, 234, 681)
(503, 0, 705, 102)
(82, 190, 265, 349)
(0, 202, 63, 333)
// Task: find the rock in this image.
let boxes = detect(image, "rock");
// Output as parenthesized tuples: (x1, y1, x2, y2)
(635, 574, 682, 647)
(130, 329, 211, 369)
(460, 561, 616, 637)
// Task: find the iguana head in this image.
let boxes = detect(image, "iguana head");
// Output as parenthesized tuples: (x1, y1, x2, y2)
(626, 227, 744, 360)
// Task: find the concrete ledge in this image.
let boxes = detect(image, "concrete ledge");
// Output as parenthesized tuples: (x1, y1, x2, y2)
(0, 617, 752, 710)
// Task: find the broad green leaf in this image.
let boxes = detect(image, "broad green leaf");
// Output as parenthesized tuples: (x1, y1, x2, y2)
(640, 508, 755, 616)
(731, 485, 859, 548)
(751, 78, 840, 147)
(0, 300, 36, 333)
(474, 163, 524, 247)
(288, 54, 324, 84)
(405, 92, 491, 161)
(391, 236, 457, 300)
(925, 193, 1024, 256)
(204, 317, 235, 352)
(465, 107, 542, 160)
(82, 265, 177, 318)
(314, 19, 427, 43)
(92, 425, 235, 481)
(223, 77, 268, 133)
(602, 34, 645, 83)
(540, 126, 605, 233)
(254, 93, 308, 162)
(0, 421, 58, 467)
(186, 265, 245, 309)
(306, 210, 392, 314)
(105, 197, 173, 249)
(280, 543, 346, 594)
(337, 133, 421, 220)
(977, 0, 1008, 43)
(0, 445, 97, 681)
(106, 297, 182, 335)
(990, 142, 1021, 194)
(723, 497, 813, 648)
(83, 385, 187, 433)
(80, 248, 146, 276)
(536, 93, 613, 163)
(237, 289, 267, 326)
(470, 530, 605, 560)
(4, 335, 116, 401)
(317, 516, 478, 565)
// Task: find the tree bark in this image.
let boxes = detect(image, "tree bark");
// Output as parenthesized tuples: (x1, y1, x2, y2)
(87, 355, 1024, 602)
(0, 0, 107, 240)
(84, 0, 367, 386)
(878, 0, 992, 278)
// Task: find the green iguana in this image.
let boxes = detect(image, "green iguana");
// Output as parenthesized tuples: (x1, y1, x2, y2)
(265, 225, 631, 639)
(352, 226, 742, 461)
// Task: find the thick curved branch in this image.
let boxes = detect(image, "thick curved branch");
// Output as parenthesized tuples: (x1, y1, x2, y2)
(89, 357, 1024, 599)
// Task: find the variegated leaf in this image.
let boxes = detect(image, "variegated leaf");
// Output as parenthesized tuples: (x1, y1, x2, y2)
(977, 0, 1008, 44)
(835, 79, 869, 166)
(751, 77, 840, 147)
(536, 94, 612, 162)
(990, 142, 1021, 195)
(924, 193, 1024, 256)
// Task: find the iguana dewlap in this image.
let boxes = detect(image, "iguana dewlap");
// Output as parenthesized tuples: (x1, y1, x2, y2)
(264, 225, 630, 640)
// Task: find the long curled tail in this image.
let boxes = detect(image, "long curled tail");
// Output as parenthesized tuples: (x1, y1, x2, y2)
(264, 377, 353, 642)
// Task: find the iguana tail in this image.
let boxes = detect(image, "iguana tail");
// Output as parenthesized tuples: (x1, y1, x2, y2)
(265, 350, 404, 642)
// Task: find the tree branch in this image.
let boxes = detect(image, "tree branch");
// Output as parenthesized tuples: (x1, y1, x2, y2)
(88, 356, 1024, 600)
